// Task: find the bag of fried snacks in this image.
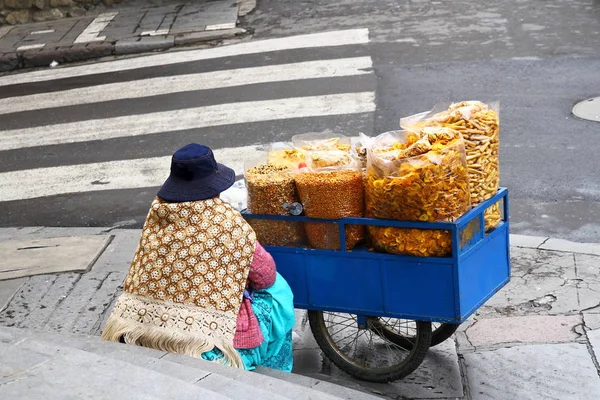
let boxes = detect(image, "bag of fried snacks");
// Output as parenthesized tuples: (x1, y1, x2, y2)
(401, 101, 501, 231)
(291, 132, 352, 153)
(365, 128, 471, 257)
(294, 148, 365, 250)
(266, 142, 306, 168)
(245, 155, 306, 247)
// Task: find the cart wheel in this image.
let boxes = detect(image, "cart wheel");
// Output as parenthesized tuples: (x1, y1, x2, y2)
(373, 319, 459, 348)
(307, 311, 431, 383)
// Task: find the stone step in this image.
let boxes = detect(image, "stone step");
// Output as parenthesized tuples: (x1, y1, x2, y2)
(0, 340, 53, 385)
(2, 330, 288, 400)
(0, 327, 382, 399)
(158, 351, 364, 400)
(256, 368, 385, 400)
(30, 336, 291, 400)
(1, 338, 231, 400)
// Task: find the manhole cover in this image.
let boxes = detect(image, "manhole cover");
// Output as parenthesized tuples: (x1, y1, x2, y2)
(572, 97, 600, 122)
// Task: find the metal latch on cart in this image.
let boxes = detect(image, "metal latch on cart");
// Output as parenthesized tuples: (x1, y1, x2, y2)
(283, 202, 303, 216)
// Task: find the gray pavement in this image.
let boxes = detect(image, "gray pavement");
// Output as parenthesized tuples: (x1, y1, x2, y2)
(0, 0, 253, 71)
(0, 234, 110, 280)
(1, 227, 600, 399)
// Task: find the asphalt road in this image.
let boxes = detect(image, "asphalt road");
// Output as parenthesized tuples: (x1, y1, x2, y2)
(244, 0, 600, 241)
(1, 0, 600, 242)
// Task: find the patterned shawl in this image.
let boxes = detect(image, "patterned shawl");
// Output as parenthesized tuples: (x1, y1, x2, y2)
(101, 197, 256, 368)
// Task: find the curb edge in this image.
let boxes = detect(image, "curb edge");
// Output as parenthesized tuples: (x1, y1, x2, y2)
(510, 234, 600, 256)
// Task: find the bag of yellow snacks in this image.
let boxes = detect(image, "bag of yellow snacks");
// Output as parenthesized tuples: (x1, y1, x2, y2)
(401, 101, 501, 231)
(365, 129, 471, 257)
(291, 132, 352, 152)
(245, 155, 306, 247)
(266, 142, 306, 168)
(295, 148, 365, 251)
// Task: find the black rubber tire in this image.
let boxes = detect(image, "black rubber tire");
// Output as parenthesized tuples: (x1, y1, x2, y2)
(429, 323, 460, 346)
(308, 311, 432, 383)
(374, 321, 459, 348)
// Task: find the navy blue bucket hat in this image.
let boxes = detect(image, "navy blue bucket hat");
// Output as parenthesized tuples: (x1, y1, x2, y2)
(157, 144, 235, 202)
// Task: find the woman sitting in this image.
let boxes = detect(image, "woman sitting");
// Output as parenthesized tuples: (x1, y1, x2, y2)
(102, 143, 295, 372)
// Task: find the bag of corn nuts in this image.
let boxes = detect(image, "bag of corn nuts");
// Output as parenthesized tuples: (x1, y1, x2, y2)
(245, 156, 307, 247)
(401, 101, 501, 231)
(365, 129, 471, 257)
(294, 148, 365, 251)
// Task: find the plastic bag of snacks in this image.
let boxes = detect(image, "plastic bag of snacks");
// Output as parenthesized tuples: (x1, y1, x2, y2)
(245, 155, 306, 247)
(354, 133, 375, 170)
(294, 147, 365, 250)
(292, 132, 352, 152)
(401, 101, 501, 231)
(266, 142, 306, 168)
(365, 128, 471, 257)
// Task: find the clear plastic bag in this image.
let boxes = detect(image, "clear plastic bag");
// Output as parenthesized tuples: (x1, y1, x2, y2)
(266, 142, 306, 168)
(401, 101, 501, 231)
(365, 129, 471, 257)
(294, 148, 364, 250)
(244, 155, 306, 247)
(291, 132, 352, 152)
(354, 132, 375, 170)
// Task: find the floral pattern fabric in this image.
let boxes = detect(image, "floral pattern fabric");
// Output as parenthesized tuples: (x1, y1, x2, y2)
(117, 197, 256, 344)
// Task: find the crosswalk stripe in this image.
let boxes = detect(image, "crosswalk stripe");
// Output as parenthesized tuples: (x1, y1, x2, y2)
(0, 29, 370, 87)
(0, 28, 377, 209)
(0, 57, 372, 115)
(0, 145, 263, 202)
(0, 92, 376, 151)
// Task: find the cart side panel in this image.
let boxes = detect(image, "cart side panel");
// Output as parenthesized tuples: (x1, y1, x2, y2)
(305, 254, 384, 313)
(382, 260, 457, 321)
(269, 249, 310, 308)
(457, 225, 511, 320)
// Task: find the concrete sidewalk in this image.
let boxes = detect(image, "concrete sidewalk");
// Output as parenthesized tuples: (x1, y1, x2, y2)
(0, 0, 254, 72)
(0, 227, 599, 399)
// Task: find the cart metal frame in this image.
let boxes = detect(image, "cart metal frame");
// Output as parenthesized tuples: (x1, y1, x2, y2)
(242, 188, 510, 324)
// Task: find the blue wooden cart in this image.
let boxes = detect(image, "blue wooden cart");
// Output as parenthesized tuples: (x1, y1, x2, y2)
(243, 188, 510, 382)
